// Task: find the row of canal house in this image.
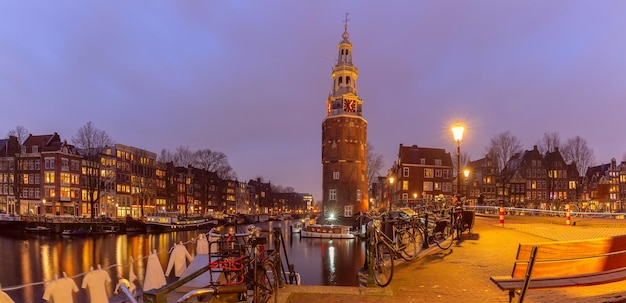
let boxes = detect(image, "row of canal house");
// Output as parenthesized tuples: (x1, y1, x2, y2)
(0, 133, 311, 218)
(371, 144, 626, 213)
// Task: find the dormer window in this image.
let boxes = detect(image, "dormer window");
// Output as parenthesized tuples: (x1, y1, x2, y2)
(32, 146, 38, 153)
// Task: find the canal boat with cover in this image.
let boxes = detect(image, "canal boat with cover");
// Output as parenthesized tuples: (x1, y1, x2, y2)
(300, 223, 356, 239)
(145, 212, 216, 233)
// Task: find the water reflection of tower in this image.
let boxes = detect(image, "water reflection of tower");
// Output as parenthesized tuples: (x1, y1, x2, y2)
(320, 239, 365, 286)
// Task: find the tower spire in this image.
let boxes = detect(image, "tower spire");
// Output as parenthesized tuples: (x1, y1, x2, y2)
(342, 12, 350, 42)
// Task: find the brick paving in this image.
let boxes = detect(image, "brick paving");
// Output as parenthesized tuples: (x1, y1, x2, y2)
(281, 215, 626, 303)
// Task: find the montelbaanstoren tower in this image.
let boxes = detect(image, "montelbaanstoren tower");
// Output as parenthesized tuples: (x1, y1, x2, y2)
(321, 14, 368, 219)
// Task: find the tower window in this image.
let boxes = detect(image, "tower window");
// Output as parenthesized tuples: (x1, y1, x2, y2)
(344, 205, 353, 217)
(338, 77, 343, 84)
(333, 172, 339, 180)
(346, 76, 351, 84)
(329, 189, 337, 201)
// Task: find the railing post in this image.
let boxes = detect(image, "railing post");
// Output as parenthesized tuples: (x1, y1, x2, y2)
(366, 224, 376, 287)
(272, 228, 285, 288)
(422, 212, 429, 250)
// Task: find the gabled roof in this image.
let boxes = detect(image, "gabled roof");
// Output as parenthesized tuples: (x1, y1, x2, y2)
(544, 147, 566, 166)
(397, 144, 453, 166)
(586, 163, 611, 179)
(0, 136, 20, 157)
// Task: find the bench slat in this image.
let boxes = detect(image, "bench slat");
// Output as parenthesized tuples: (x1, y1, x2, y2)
(511, 250, 626, 278)
(516, 234, 626, 261)
(491, 267, 626, 291)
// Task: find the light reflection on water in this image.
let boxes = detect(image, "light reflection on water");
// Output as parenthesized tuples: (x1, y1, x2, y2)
(0, 220, 365, 303)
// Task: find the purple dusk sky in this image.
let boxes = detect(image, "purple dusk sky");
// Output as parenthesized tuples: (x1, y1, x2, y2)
(1, 1, 625, 202)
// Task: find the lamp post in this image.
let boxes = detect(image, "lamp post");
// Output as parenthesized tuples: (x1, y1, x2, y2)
(413, 193, 417, 208)
(388, 176, 394, 213)
(115, 203, 119, 220)
(451, 122, 465, 196)
(464, 169, 470, 201)
(42, 199, 46, 216)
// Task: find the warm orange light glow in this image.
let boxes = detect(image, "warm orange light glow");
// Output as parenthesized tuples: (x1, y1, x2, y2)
(464, 169, 470, 178)
(452, 122, 465, 142)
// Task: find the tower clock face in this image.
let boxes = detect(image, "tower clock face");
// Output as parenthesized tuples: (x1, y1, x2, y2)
(343, 99, 356, 112)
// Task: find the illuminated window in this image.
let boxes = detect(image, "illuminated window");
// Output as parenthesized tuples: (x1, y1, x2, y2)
(424, 169, 434, 178)
(45, 172, 55, 183)
(60, 187, 70, 199)
(402, 180, 408, 190)
(60, 173, 70, 184)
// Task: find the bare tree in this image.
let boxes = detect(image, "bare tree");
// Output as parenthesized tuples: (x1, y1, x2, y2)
(195, 149, 236, 179)
(452, 151, 471, 176)
(158, 148, 176, 163)
(485, 131, 524, 203)
(536, 132, 561, 155)
(132, 176, 155, 218)
(366, 142, 384, 189)
(174, 146, 196, 167)
(71, 121, 115, 219)
(561, 136, 595, 176)
(7, 125, 29, 144)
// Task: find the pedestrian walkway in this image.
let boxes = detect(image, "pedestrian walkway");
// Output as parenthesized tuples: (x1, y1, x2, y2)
(280, 215, 626, 303)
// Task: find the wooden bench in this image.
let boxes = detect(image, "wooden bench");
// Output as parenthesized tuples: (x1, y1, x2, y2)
(490, 234, 626, 302)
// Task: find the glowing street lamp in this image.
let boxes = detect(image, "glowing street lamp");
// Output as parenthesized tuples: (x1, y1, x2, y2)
(451, 122, 465, 196)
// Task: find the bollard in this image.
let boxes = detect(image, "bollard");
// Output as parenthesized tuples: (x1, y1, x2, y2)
(499, 203, 505, 227)
(566, 203, 571, 226)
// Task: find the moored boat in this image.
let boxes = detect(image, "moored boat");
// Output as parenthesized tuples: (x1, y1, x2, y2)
(61, 228, 90, 236)
(25, 226, 51, 233)
(145, 212, 216, 233)
(300, 223, 356, 239)
(290, 221, 303, 233)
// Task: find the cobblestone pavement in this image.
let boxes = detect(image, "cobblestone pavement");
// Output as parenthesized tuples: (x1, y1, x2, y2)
(281, 215, 626, 303)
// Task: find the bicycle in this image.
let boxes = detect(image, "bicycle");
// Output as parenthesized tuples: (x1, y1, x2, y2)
(177, 224, 278, 303)
(412, 207, 455, 251)
(363, 212, 420, 287)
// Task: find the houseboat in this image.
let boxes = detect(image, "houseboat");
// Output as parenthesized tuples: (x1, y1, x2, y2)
(300, 224, 356, 239)
(145, 212, 216, 233)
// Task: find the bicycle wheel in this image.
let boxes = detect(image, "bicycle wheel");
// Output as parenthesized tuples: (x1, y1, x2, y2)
(435, 221, 454, 250)
(373, 241, 394, 287)
(398, 229, 419, 261)
(254, 259, 278, 303)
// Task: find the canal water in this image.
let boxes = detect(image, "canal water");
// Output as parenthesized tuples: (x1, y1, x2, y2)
(0, 220, 366, 303)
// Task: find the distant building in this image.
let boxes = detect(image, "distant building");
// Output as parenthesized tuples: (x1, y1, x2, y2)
(390, 144, 454, 208)
(321, 19, 368, 218)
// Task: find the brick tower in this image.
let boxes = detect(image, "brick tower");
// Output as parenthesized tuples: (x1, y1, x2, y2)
(321, 15, 368, 219)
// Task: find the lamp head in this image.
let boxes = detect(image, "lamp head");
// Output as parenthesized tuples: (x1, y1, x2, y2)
(452, 122, 465, 142)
